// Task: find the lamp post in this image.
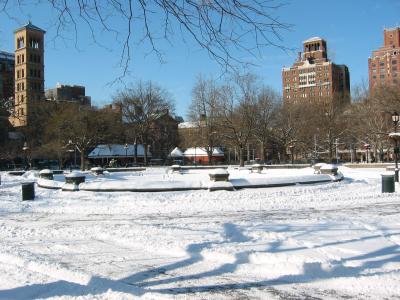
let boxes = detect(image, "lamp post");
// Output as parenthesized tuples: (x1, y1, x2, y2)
(392, 112, 400, 182)
(288, 144, 294, 165)
(22, 142, 29, 170)
(194, 145, 197, 166)
(67, 140, 74, 172)
(364, 143, 371, 164)
(124, 143, 128, 167)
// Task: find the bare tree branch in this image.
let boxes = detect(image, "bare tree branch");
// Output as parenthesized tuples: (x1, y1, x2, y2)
(0, 0, 290, 79)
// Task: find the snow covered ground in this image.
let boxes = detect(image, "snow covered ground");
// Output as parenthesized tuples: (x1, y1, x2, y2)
(0, 166, 400, 299)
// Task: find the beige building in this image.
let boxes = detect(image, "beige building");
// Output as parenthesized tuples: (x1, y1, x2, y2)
(45, 83, 91, 106)
(368, 27, 400, 93)
(282, 37, 350, 108)
(10, 22, 45, 127)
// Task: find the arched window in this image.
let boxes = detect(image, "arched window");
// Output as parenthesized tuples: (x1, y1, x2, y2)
(29, 38, 40, 49)
(17, 37, 25, 49)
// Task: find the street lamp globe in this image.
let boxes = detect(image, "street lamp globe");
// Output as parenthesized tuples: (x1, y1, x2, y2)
(22, 142, 30, 170)
(392, 111, 400, 125)
(22, 142, 29, 151)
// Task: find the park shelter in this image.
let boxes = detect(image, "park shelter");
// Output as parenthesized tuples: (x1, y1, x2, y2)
(183, 147, 224, 164)
(88, 144, 151, 166)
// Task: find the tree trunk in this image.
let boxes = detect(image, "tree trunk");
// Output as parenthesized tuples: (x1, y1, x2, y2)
(144, 143, 148, 166)
(207, 147, 213, 165)
(239, 146, 245, 167)
(260, 141, 265, 162)
(80, 151, 85, 170)
(329, 143, 334, 163)
(134, 142, 138, 164)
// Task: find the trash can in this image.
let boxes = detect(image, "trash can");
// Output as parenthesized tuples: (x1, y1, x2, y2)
(382, 174, 395, 193)
(22, 182, 35, 200)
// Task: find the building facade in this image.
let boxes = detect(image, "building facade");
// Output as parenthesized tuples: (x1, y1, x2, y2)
(368, 27, 400, 93)
(45, 83, 91, 106)
(10, 22, 45, 127)
(282, 37, 350, 107)
(0, 51, 15, 103)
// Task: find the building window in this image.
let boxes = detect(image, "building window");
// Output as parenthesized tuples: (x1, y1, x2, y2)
(17, 70, 20, 79)
(393, 66, 397, 71)
(22, 82, 24, 90)
(22, 54, 24, 63)
(21, 69, 24, 78)
(17, 37, 24, 49)
(29, 38, 40, 49)
(380, 75, 385, 79)
(17, 55, 20, 64)
(393, 60, 397, 65)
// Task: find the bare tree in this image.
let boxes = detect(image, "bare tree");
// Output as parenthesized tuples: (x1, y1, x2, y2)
(114, 81, 174, 165)
(273, 104, 301, 163)
(0, 1, 290, 76)
(348, 86, 400, 162)
(188, 75, 220, 164)
(217, 73, 258, 167)
(253, 87, 279, 162)
(43, 105, 121, 169)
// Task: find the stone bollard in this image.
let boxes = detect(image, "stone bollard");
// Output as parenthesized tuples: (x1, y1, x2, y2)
(313, 163, 325, 174)
(65, 172, 86, 184)
(251, 164, 264, 173)
(209, 168, 229, 182)
(91, 167, 104, 176)
(63, 172, 86, 191)
(22, 182, 35, 200)
(320, 164, 338, 176)
(39, 169, 54, 180)
(170, 165, 181, 173)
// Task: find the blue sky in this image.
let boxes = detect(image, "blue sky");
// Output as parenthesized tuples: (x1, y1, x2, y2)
(0, 0, 399, 119)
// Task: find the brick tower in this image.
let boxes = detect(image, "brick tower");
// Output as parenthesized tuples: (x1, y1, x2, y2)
(11, 22, 45, 127)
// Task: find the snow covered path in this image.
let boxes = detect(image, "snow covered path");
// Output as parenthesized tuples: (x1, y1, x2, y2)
(1, 167, 400, 299)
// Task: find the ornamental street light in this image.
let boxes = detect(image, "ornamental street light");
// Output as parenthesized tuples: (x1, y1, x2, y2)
(22, 142, 29, 170)
(392, 112, 400, 181)
(66, 140, 74, 172)
(124, 143, 128, 167)
(364, 143, 371, 164)
(288, 143, 295, 165)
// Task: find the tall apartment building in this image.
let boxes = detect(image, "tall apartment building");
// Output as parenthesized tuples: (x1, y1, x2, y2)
(0, 50, 15, 102)
(10, 22, 45, 127)
(282, 37, 350, 107)
(45, 83, 91, 106)
(368, 27, 400, 93)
